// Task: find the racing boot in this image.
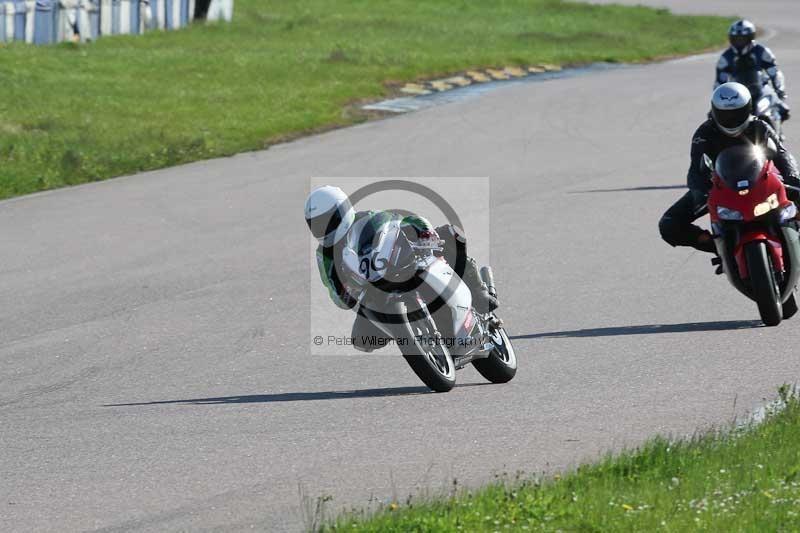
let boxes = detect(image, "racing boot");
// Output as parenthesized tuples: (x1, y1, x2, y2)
(711, 256, 724, 275)
(779, 101, 791, 122)
(695, 230, 717, 254)
(461, 256, 498, 314)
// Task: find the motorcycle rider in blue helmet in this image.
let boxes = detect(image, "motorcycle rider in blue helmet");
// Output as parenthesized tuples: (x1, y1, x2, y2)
(716, 19, 790, 122)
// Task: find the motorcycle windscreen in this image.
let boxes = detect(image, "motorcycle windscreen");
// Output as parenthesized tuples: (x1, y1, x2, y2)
(714, 145, 767, 192)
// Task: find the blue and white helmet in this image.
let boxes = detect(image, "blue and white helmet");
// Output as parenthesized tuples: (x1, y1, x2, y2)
(729, 19, 756, 54)
(711, 82, 753, 137)
(304, 186, 355, 247)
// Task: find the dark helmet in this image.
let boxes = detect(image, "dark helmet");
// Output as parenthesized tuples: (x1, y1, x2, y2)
(729, 19, 756, 54)
(711, 82, 753, 137)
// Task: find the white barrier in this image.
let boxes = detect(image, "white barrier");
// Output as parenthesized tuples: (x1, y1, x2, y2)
(24, 0, 34, 43)
(206, 0, 230, 22)
(57, 0, 76, 41)
(0, 2, 12, 43)
(81, 0, 99, 40)
(98, 0, 108, 33)
(0, 0, 228, 43)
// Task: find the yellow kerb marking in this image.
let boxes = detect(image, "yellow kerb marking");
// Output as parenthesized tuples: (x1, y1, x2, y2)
(443, 76, 472, 87)
(503, 66, 527, 77)
(466, 70, 491, 82)
(486, 69, 510, 80)
(400, 83, 431, 95)
(429, 80, 453, 91)
(540, 64, 563, 72)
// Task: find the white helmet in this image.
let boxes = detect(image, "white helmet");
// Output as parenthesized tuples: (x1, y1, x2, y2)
(711, 82, 753, 137)
(304, 186, 355, 247)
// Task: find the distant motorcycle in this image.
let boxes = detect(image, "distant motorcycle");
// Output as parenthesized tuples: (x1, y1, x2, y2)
(734, 56, 784, 139)
(341, 214, 517, 392)
(707, 146, 800, 326)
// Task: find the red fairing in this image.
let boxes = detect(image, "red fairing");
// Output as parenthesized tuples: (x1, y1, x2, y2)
(708, 161, 791, 223)
(708, 160, 790, 279)
(734, 236, 784, 278)
(462, 309, 475, 334)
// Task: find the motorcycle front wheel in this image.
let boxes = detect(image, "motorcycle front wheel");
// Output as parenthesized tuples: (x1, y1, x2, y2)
(745, 241, 782, 326)
(400, 314, 456, 392)
(783, 293, 798, 319)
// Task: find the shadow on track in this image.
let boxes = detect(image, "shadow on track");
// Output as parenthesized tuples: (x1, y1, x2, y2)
(105, 383, 489, 407)
(571, 184, 685, 194)
(511, 320, 762, 340)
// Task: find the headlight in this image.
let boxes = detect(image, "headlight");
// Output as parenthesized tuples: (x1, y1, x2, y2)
(754, 194, 780, 217)
(780, 203, 798, 223)
(717, 206, 744, 221)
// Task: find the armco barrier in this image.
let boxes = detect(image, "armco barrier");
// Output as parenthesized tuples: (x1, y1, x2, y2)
(33, 0, 57, 44)
(98, 0, 108, 33)
(122, 0, 141, 34)
(24, 0, 35, 43)
(14, 0, 26, 41)
(179, 0, 190, 27)
(83, 0, 100, 40)
(150, 0, 164, 30)
(0, 0, 226, 43)
(0, 2, 8, 42)
(99, 0, 142, 35)
(56, 0, 76, 41)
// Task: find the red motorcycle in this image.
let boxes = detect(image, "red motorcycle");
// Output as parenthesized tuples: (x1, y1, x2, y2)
(708, 145, 800, 326)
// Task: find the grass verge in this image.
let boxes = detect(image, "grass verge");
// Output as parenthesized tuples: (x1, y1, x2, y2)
(325, 386, 800, 531)
(0, 0, 730, 199)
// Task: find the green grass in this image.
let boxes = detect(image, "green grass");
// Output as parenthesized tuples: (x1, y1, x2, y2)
(0, 1, 730, 199)
(326, 387, 800, 531)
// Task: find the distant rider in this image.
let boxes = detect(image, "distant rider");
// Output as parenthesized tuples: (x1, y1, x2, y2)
(659, 82, 800, 254)
(305, 186, 497, 352)
(715, 19, 790, 122)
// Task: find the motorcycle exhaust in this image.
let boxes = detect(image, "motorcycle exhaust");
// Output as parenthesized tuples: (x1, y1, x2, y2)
(480, 266, 497, 297)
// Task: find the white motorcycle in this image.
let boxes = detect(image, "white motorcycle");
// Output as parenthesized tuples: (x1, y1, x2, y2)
(735, 57, 785, 139)
(341, 213, 517, 392)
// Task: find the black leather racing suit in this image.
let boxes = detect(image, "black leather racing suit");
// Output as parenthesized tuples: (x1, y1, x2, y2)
(659, 117, 800, 252)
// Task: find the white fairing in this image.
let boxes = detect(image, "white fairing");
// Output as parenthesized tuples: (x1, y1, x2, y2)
(757, 97, 771, 115)
(420, 258, 473, 338)
(345, 215, 473, 337)
(344, 217, 402, 283)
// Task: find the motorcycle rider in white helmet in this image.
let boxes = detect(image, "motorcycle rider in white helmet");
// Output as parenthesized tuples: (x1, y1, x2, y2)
(716, 19, 790, 122)
(659, 83, 799, 259)
(305, 185, 497, 352)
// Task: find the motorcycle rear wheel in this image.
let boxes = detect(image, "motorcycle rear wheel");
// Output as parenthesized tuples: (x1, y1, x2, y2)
(745, 242, 782, 327)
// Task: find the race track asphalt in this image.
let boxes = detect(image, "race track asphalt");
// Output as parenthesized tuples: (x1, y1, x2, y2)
(2, 1, 799, 531)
